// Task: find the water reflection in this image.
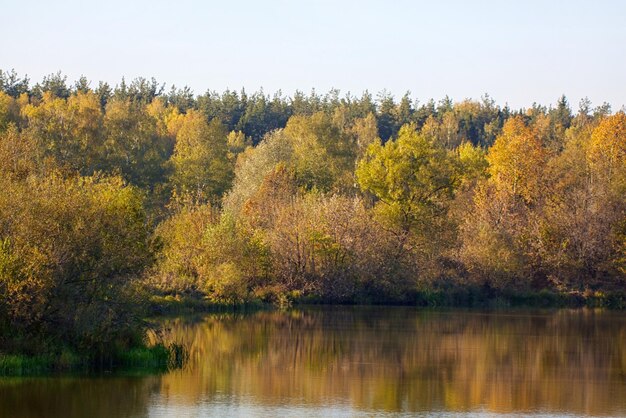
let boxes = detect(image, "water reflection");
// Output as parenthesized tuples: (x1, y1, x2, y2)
(0, 375, 160, 418)
(1, 308, 625, 417)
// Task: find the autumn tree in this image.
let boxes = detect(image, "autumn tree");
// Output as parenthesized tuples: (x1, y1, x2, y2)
(0, 92, 19, 132)
(223, 129, 294, 214)
(169, 111, 233, 203)
(0, 173, 153, 351)
(356, 124, 461, 282)
(283, 112, 357, 191)
(486, 116, 546, 203)
(531, 112, 626, 286)
(102, 98, 173, 190)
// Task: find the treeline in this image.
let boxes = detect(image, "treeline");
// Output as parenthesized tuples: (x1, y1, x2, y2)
(0, 70, 624, 344)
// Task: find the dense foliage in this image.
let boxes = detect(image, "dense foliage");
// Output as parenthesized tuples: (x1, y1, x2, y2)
(0, 70, 624, 329)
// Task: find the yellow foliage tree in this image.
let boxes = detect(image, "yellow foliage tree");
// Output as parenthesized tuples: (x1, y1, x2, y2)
(587, 112, 626, 192)
(487, 117, 546, 203)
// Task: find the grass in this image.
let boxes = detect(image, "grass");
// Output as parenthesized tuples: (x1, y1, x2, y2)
(0, 354, 54, 376)
(0, 343, 187, 377)
(118, 343, 187, 371)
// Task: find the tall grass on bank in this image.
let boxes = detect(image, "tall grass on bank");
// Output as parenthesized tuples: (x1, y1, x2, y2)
(0, 343, 187, 377)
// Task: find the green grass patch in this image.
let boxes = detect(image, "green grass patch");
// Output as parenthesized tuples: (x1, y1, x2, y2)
(0, 343, 188, 377)
(117, 343, 187, 371)
(0, 354, 54, 376)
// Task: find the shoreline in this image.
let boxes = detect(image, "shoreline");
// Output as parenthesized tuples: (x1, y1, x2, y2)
(146, 288, 626, 315)
(2, 289, 623, 377)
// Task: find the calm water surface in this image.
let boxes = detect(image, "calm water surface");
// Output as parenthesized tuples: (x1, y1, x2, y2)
(1, 307, 625, 417)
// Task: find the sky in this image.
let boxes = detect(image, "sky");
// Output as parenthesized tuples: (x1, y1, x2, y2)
(1, 0, 625, 110)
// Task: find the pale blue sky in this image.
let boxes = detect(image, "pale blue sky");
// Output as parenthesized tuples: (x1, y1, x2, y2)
(1, 0, 625, 109)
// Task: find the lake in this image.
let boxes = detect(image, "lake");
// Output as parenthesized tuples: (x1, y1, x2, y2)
(1, 307, 625, 417)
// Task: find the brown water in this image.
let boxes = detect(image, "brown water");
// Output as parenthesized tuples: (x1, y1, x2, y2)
(1, 307, 625, 417)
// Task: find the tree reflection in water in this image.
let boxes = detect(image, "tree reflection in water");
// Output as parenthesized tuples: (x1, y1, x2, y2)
(158, 308, 626, 416)
(1, 308, 625, 417)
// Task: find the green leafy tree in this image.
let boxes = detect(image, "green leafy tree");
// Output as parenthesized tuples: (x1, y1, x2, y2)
(356, 124, 458, 234)
(102, 98, 171, 189)
(169, 111, 233, 203)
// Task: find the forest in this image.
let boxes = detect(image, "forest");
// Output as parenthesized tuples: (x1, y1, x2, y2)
(0, 70, 624, 365)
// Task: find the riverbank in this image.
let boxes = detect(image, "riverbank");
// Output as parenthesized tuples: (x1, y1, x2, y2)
(3, 287, 622, 376)
(412, 287, 626, 309)
(146, 287, 626, 315)
(0, 343, 186, 377)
